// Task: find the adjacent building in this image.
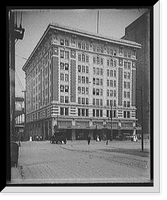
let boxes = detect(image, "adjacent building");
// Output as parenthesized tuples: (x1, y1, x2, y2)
(15, 96, 25, 141)
(22, 23, 141, 141)
(122, 11, 150, 137)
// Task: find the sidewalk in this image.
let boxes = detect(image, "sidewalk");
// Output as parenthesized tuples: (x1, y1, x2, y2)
(61, 139, 150, 157)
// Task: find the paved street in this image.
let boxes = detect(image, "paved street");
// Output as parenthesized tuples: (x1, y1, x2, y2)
(10, 139, 150, 184)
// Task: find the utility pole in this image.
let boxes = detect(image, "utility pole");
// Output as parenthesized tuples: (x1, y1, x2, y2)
(141, 86, 144, 151)
(22, 90, 26, 141)
(110, 104, 113, 141)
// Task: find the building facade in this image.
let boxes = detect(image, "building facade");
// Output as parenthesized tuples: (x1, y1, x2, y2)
(122, 11, 150, 137)
(15, 96, 25, 141)
(22, 23, 141, 141)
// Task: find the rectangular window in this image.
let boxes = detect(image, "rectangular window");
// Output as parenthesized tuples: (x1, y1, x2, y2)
(65, 63, 69, 70)
(96, 99, 99, 106)
(78, 87, 81, 94)
(107, 59, 110, 66)
(93, 109, 95, 117)
(86, 55, 89, 63)
(71, 50, 76, 58)
(82, 87, 85, 94)
(96, 89, 99, 95)
(60, 39, 64, 45)
(65, 108, 68, 115)
(93, 78, 95, 85)
(82, 109, 85, 116)
(60, 107, 64, 115)
(60, 85, 64, 92)
(86, 66, 89, 73)
(107, 89, 109, 96)
(60, 62, 64, 70)
(78, 76, 81, 83)
(93, 67, 96, 75)
(100, 110, 103, 117)
(78, 54, 81, 61)
(107, 69, 109, 76)
(65, 85, 69, 92)
(96, 110, 99, 117)
(65, 39, 69, 46)
(82, 98, 85, 105)
(124, 111, 126, 118)
(93, 98, 95, 105)
(86, 77, 89, 84)
(100, 58, 103, 65)
(93, 57, 96, 64)
(127, 111, 130, 118)
(60, 50, 64, 58)
(97, 57, 99, 65)
(82, 54, 85, 62)
(78, 108, 80, 116)
(78, 65, 81, 72)
(78, 97, 81, 104)
(60, 96, 64, 103)
(86, 98, 89, 105)
(78, 42, 81, 49)
(124, 101, 126, 107)
(82, 65, 85, 73)
(110, 80, 113, 87)
(65, 74, 69, 82)
(100, 99, 103, 106)
(107, 80, 109, 87)
(65, 51, 69, 59)
(96, 78, 99, 85)
(100, 89, 103, 96)
(86, 109, 89, 116)
(107, 100, 109, 106)
(86, 87, 89, 94)
(65, 96, 69, 103)
(93, 88, 96, 95)
(60, 73, 64, 81)
(82, 76, 85, 83)
(119, 58, 123, 66)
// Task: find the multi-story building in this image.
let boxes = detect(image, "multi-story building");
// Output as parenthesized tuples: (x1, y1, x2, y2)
(122, 11, 150, 137)
(22, 23, 141, 141)
(15, 96, 25, 141)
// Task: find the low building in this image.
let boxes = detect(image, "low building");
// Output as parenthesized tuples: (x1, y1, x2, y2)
(22, 23, 141, 141)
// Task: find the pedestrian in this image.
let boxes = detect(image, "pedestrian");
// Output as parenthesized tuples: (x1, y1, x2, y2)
(88, 135, 91, 145)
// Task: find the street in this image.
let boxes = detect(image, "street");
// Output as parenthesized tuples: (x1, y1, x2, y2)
(10, 139, 150, 184)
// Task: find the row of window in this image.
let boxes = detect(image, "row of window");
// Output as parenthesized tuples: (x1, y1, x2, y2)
(92, 88, 103, 96)
(124, 81, 131, 89)
(107, 79, 117, 87)
(107, 69, 117, 77)
(93, 109, 103, 117)
(60, 49, 76, 59)
(60, 85, 69, 92)
(107, 89, 117, 97)
(78, 76, 89, 84)
(78, 97, 89, 105)
(93, 67, 103, 76)
(93, 78, 103, 86)
(78, 108, 89, 117)
(106, 99, 117, 107)
(78, 53, 89, 63)
(78, 65, 89, 73)
(124, 101, 130, 108)
(60, 96, 69, 103)
(60, 73, 69, 82)
(124, 72, 131, 79)
(78, 87, 89, 95)
(93, 98, 103, 106)
(124, 91, 130, 98)
(93, 56, 104, 65)
(60, 38, 136, 59)
(60, 62, 69, 70)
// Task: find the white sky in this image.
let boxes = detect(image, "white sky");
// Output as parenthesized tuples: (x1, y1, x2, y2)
(14, 8, 148, 97)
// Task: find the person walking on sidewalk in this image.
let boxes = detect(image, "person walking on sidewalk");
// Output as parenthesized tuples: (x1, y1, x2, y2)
(87, 135, 91, 145)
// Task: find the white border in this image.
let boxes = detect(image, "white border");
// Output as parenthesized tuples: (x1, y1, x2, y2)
(3, 3, 160, 193)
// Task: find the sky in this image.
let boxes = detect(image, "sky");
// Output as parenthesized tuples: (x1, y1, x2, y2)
(14, 8, 148, 97)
